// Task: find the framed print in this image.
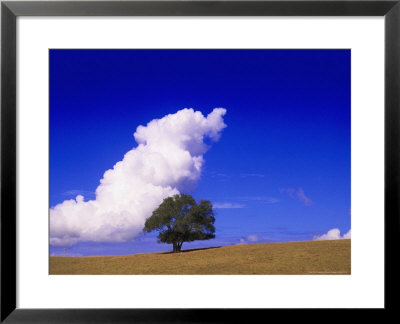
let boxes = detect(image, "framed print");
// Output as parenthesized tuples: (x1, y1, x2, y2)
(1, 0, 399, 322)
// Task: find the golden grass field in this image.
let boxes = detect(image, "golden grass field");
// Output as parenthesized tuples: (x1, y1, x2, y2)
(50, 239, 350, 275)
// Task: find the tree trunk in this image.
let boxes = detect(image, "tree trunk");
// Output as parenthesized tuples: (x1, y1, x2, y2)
(172, 242, 182, 253)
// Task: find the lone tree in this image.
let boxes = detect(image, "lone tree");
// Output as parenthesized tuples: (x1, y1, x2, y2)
(143, 194, 216, 253)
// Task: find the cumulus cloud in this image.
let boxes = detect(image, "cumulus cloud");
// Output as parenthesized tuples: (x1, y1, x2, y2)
(50, 108, 227, 247)
(342, 229, 351, 239)
(313, 228, 351, 241)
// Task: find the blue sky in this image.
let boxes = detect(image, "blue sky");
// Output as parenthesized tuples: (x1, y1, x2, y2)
(50, 49, 350, 256)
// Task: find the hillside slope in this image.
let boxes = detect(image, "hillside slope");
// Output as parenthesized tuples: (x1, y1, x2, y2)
(50, 239, 350, 275)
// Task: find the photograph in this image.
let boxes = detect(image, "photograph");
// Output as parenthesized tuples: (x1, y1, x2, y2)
(49, 49, 351, 275)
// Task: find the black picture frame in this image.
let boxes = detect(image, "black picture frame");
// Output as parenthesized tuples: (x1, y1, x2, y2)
(1, 0, 399, 322)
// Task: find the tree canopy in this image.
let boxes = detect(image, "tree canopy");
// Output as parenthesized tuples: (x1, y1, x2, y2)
(143, 194, 216, 252)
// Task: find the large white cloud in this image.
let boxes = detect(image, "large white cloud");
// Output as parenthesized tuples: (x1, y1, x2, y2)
(50, 108, 227, 247)
(313, 228, 351, 241)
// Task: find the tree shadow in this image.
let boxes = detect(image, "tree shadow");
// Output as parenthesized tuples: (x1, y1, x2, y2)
(160, 246, 222, 254)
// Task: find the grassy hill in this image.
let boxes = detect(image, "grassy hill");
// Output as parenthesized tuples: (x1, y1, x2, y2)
(50, 239, 350, 275)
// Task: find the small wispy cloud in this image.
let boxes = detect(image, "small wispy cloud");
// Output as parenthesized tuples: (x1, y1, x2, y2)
(237, 234, 277, 244)
(213, 202, 245, 209)
(313, 228, 351, 241)
(50, 251, 83, 257)
(247, 234, 260, 242)
(208, 172, 265, 179)
(240, 173, 265, 178)
(239, 234, 260, 244)
(296, 188, 312, 206)
(207, 172, 231, 179)
(215, 173, 230, 178)
(280, 187, 313, 206)
(237, 196, 279, 204)
(280, 187, 296, 198)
